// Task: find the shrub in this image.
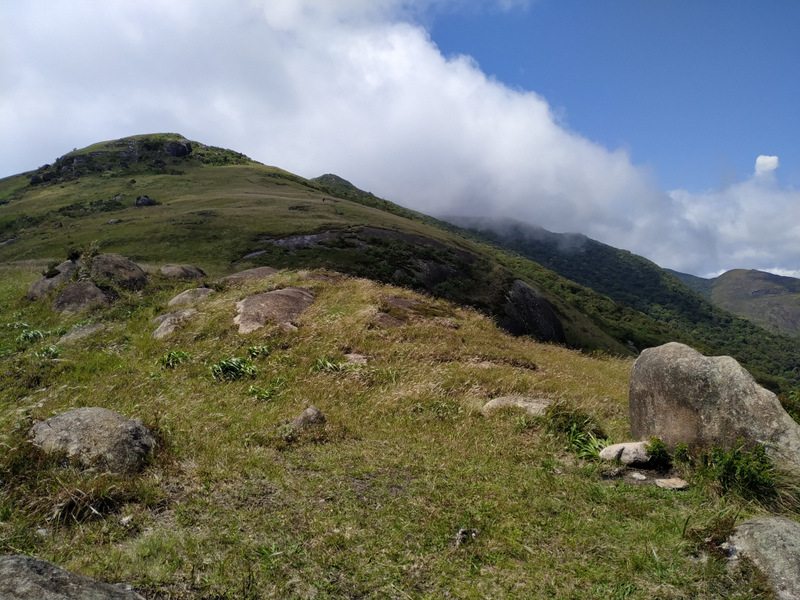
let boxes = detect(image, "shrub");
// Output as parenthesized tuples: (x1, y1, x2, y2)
(644, 437, 671, 470)
(210, 357, 258, 381)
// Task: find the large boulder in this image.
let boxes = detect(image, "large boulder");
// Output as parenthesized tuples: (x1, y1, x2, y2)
(30, 407, 156, 474)
(728, 516, 800, 600)
(497, 280, 566, 344)
(52, 282, 109, 313)
(165, 139, 192, 157)
(0, 555, 145, 600)
(629, 342, 800, 467)
(152, 308, 197, 339)
(160, 264, 207, 279)
(234, 287, 315, 333)
(27, 260, 82, 300)
(133, 195, 158, 207)
(89, 253, 149, 290)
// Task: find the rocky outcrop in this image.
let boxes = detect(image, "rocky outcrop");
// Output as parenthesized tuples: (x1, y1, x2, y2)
(234, 287, 315, 333)
(481, 396, 550, 417)
(52, 282, 109, 313)
(89, 253, 149, 291)
(498, 280, 566, 344)
(168, 287, 214, 307)
(133, 195, 158, 207)
(629, 342, 800, 469)
(160, 264, 207, 279)
(30, 407, 156, 474)
(0, 555, 145, 600)
(27, 260, 82, 300)
(165, 139, 192, 157)
(728, 516, 800, 600)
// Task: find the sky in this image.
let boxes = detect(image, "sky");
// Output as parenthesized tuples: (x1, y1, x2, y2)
(1, 0, 798, 278)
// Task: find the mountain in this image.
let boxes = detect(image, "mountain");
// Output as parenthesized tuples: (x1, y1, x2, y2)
(0, 134, 796, 598)
(447, 217, 800, 391)
(670, 268, 800, 339)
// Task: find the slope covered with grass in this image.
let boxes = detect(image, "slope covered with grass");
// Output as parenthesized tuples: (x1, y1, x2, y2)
(0, 262, 782, 599)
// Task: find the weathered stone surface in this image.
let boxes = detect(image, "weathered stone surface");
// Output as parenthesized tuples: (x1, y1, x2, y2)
(30, 407, 156, 474)
(165, 139, 192, 157)
(27, 260, 82, 300)
(0, 555, 145, 600)
(481, 396, 550, 417)
(728, 516, 800, 600)
(234, 287, 315, 333)
(167, 287, 214, 307)
(152, 308, 197, 339)
(344, 353, 368, 365)
(58, 323, 106, 344)
(291, 406, 326, 431)
(160, 264, 207, 279)
(654, 477, 689, 490)
(89, 253, 149, 291)
(372, 312, 404, 328)
(222, 266, 278, 281)
(52, 282, 109, 313)
(599, 442, 651, 466)
(629, 342, 800, 469)
(133, 195, 157, 207)
(498, 279, 566, 343)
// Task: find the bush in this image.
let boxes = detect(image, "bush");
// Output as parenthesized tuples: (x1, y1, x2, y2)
(210, 357, 258, 381)
(688, 440, 778, 504)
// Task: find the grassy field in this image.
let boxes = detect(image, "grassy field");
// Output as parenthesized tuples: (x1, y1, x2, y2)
(0, 264, 783, 599)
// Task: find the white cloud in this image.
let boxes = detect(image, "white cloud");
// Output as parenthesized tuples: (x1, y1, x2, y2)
(755, 154, 780, 176)
(0, 0, 797, 278)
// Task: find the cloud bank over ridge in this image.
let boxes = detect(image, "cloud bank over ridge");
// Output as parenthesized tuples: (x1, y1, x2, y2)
(0, 0, 797, 277)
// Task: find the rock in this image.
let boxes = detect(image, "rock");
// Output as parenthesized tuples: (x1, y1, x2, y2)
(133, 195, 157, 207)
(498, 279, 566, 344)
(167, 287, 214, 307)
(629, 342, 800, 469)
(599, 441, 651, 466)
(654, 477, 689, 490)
(27, 260, 82, 300)
(165, 139, 192, 157)
(728, 516, 800, 600)
(160, 264, 207, 279)
(30, 407, 156, 474)
(481, 396, 550, 417)
(152, 308, 197, 339)
(344, 353, 368, 365)
(89, 253, 149, 291)
(234, 287, 315, 333)
(0, 555, 145, 600)
(58, 323, 106, 344)
(221, 266, 278, 281)
(291, 406, 326, 431)
(52, 282, 109, 313)
(372, 312, 404, 328)
(630, 472, 647, 481)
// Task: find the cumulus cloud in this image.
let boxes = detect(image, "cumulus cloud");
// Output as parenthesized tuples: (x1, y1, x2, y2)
(755, 155, 780, 176)
(0, 0, 797, 278)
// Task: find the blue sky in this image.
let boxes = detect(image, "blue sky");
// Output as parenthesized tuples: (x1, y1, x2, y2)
(0, 0, 797, 277)
(429, 1, 800, 192)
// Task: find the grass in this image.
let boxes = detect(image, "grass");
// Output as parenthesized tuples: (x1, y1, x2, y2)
(0, 263, 791, 598)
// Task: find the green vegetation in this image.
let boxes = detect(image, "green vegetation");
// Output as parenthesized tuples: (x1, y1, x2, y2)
(209, 357, 259, 381)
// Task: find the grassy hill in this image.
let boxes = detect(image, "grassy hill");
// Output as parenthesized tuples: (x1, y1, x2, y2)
(447, 217, 800, 392)
(1, 134, 796, 598)
(671, 269, 800, 340)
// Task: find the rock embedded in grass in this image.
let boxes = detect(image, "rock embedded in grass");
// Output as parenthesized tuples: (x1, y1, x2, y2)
(0, 555, 146, 599)
(89, 253, 149, 291)
(221, 266, 278, 281)
(160, 264, 207, 279)
(481, 396, 550, 417)
(234, 287, 315, 333)
(27, 259, 82, 300)
(152, 308, 198, 339)
(291, 405, 326, 431)
(167, 287, 215, 307)
(728, 516, 800, 600)
(598, 441, 651, 466)
(629, 342, 800, 470)
(52, 281, 109, 313)
(58, 323, 106, 343)
(30, 407, 156, 474)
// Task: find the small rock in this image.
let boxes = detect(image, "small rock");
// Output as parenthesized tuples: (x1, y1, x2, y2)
(291, 406, 326, 431)
(167, 287, 214, 307)
(133, 195, 157, 207)
(221, 266, 278, 281)
(58, 323, 106, 344)
(654, 477, 689, 490)
(599, 442, 651, 466)
(481, 396, 550, 417)
(344, 353, 368, 365)
(455, 528, 479, 547)
(30, 407, 156, 474)
(630, 472, 647, 481)
(160, 264, 207, 279)
(152, 308, 197, 339)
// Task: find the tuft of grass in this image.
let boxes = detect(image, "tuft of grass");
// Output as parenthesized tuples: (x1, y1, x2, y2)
(246, 344, 272, 359)
(247, 376, 287, 401)
(209, 357, 258, 381)
(159, 350, 190, 369)
(545, 401, 608, 460)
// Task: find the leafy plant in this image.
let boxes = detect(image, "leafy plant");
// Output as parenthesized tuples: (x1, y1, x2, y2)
(34, 345, 60, 360)
(644, 437, 672, 470)
(545, 401, 608, 459)
(247, 344, 272, 359)
(779, 389, 800, 423)
(210, 357, 258, 381)
(310, 356, 351, 373)
(247, 376, 287, 401)
(16, 329, 47, 344)
(160, 350, 190, 369)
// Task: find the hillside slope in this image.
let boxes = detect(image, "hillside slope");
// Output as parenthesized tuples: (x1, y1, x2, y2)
(671, 269, 800, 339)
